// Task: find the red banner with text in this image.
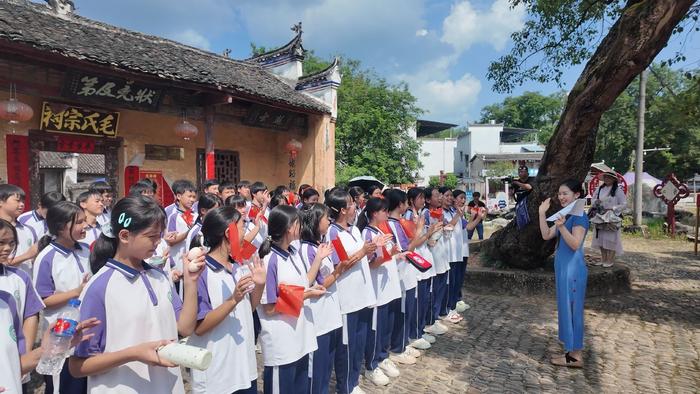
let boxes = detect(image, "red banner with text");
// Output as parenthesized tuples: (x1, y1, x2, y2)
(5, 135, 30, 209)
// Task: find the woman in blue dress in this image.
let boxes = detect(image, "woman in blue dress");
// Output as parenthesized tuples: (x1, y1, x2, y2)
(538, 179, 589, 368)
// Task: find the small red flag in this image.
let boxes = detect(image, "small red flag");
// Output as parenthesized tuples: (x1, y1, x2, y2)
(331, 238, 349, 262)
(240, 240, 257, 261)
(228, 222, 242, 262)
(274, 284, 305, 317)
(399, 218, 416, 239)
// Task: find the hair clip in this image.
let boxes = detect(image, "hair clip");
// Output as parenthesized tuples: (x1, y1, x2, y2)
(118, 212, 132, 228)
(329, 206, 340, 213)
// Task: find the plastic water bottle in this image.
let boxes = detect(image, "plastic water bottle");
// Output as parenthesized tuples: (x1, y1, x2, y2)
(36, 299, 81, 375)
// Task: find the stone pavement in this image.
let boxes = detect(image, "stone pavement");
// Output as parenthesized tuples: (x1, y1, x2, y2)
(348, 237, 699, 394)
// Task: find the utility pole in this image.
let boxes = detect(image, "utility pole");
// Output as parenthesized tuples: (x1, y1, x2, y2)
(634, 69, 648, 227)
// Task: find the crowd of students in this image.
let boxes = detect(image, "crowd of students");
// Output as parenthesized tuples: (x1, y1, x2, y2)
(0, 178, 484, 394)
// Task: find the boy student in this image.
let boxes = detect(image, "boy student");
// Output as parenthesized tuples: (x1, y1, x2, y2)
(218, 181, 237, 203)
(165, 180, 198, 281)
(18, 191, 66, 240)
(0, 184, 38, 274)
(77, 190, 105, 247)
(89, 181, 114, 227)
(193, 179, 220, 213)
(128, 180, 157, 198)
(164, 179, 189, 218)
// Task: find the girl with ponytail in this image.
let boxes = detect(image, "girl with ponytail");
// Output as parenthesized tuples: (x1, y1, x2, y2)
(187, 206, 266, 394)
(70, 195, 205, 394)
(324, 187, 377, 394)
(257, 205, 325, 394)
(33, 201, 90, 391)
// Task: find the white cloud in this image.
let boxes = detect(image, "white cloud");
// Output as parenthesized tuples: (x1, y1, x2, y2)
(169, 29, 211, 50)
(441, 0, 525, 52)
(416, 29, 428, 37)
(398, 55, 481, 123)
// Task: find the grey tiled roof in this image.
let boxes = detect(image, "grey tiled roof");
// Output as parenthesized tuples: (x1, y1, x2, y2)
(39, 151, 71, 169)
(0, 1, 330, 114)
(39, 152, 104, 174)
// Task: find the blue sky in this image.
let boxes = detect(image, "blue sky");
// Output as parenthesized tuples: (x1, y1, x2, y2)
(62, 0, 699, 125)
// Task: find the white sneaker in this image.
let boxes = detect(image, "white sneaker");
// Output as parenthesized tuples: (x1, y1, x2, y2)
(379, 358, 401, 377)
(366, 366, 391, 385)
(443, 310, 463, 324)
(422, 333, 436, 343)
(390, 351, 417, 365)
(424, 323, 447, 335)
(434, 321, 449, 332)
(455, 300, 470, 313)
(409, 337, 431, 350)
(404, 346, 422, 358)
(351, 386, 367, 394)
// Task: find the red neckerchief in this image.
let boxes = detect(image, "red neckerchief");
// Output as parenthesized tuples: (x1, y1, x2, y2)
(182, 209, 194, 227)
(429, 207, 443, 220)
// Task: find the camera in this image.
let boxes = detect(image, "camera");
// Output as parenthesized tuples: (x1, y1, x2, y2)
(502, 176, 514, 184)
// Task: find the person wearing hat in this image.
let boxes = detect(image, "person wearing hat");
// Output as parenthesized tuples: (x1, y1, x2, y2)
(591, 171, 626, 267)
(511, 165, 534, 203)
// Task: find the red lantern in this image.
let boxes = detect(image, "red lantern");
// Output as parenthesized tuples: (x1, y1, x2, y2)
(0, 84, 33, 127)
(285, 138, 302, 159)
(174, 120, 198, 140)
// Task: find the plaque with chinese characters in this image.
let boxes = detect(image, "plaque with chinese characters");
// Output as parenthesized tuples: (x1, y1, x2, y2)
(40, 102, 120, 137)
(243, 105, 293, 130)
(62, 72, 164, 112)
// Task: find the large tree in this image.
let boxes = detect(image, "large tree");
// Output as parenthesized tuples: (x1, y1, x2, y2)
(483, 0, 698, 269)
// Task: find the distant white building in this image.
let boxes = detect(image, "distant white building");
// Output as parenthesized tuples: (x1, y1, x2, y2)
(411, 120, 458, 186)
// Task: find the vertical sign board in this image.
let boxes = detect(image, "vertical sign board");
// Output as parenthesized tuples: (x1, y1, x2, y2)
(5, 135, 30, 210)
(139, 170, 165, 206)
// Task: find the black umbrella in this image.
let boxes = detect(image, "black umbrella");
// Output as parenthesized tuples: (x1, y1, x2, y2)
(347, 176, 385, 192)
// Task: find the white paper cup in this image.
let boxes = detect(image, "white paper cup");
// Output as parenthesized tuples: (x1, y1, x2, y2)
(157, 343, 212, 371)
(238, 264, 256, 292)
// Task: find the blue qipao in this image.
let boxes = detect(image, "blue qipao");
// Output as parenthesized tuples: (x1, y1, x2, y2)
(554, 214, 589, 352)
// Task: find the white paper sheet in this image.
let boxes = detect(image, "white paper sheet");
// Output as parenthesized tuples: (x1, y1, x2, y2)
(546, 199, 586, 222)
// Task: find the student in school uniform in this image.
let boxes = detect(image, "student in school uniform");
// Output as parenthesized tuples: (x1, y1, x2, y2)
(257, 205, 326, 394)
(128, 180, 157, 199)
(298, 188, 320, 209)
(450, 190, 483, 315)
(348, 187, 365, 227)
(164, 180, 198, 286)
(299, 203, 345, 394)
(236, 180, 253, 208)
(33, 201, 91, 393)
(77, 190, 105, 248)
(202, 179, 220, 196)
(0, 285, 99, 394)
(439, 187, 465, 324)
(357, 197, 405, 385)
(185, 193, 221, 253)
(0, 218, 45, 387)
(403, 188, 439, 349)
(218, 181, 237, 204)
(187, 206, 266, 394)
(0, 184, 39, 275)
(89, 181, 115, 228)
(422, 187, 451, 336)
(384, 189, 425, 361)
(69, 195, 204, 394)
(325, 188, 381, 394)
(163, 179, 189, 219)
(18, 191, 66, 241)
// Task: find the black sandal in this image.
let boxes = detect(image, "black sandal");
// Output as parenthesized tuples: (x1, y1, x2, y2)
(551, 352, 583, 368)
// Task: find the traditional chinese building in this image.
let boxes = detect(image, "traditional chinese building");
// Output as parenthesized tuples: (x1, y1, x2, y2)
(0, 0, 340, 207)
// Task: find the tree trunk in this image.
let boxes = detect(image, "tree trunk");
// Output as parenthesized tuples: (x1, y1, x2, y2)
(483, 0, 695, 269)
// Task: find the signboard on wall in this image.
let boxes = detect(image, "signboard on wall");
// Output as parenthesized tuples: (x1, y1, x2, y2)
(63, 72, 164, 112)
(243, 105, 293, 130)
(40, 102, 120, 137)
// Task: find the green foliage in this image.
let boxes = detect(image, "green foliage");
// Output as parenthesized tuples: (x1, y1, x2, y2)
(486, 161, 517, 178)
(595, 65, 700, 179)
(479, 91, 565, 144)
(428, 173, 458, 188)
(488, 1, 700, 93)
(250, 43, 423, 185)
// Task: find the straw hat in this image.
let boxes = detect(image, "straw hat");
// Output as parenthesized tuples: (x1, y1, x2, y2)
(601, 171, 617, 179)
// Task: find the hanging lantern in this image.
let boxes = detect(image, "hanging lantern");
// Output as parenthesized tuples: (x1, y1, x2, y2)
(0, 83, 33, 132)
(285, 138, 303, 159)
(174, 109, 198, 140)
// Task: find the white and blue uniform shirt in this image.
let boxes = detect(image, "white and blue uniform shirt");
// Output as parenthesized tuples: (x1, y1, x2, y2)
(80, 221, 102, 249)
(258, 245, 317, 367)
(423, 209, 449, 274)
(187, 256, 257, 394)
(0, 290, 24, 394)
(166, 208, 196, 272)
(387, 217, 419, 292)
(14, 220, 39, 275)
(326, 223, 376, 314)
(97, 209, 111, 228)
(361, 226, 402, 306)
(33, 242, 90, 327)
(461, 216, 470, 258)
(444, 208, 463, 262)
(406, 209, 436, 281)
(18, 210, 47, 240)
(299, 241, 342, 336)
(184, 222, 203, 253)
(244, 219, 265, 250)
(75, 259, 184, 394)
(0, 264, 44, 338)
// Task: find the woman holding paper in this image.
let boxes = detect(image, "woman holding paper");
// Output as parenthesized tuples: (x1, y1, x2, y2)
(591, 171, 626, 267)
(538, 179, 590, 369)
